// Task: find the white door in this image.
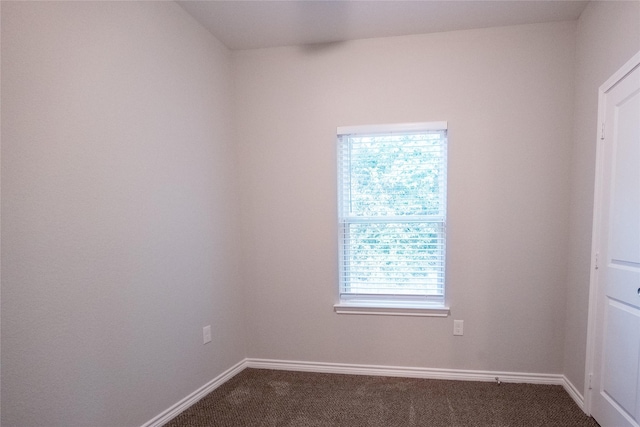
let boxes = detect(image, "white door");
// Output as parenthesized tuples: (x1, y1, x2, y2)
(590, 53, 640, 427)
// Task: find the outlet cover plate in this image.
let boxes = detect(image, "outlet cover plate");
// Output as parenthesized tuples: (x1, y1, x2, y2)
(203, 325, 212, 344)
(453, 320, 463, 336)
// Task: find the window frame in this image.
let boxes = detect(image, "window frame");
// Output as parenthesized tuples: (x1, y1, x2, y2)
(334, 122, 450, 317)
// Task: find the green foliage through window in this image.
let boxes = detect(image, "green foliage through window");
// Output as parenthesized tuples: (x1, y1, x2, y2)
(338, 124, 447, 302)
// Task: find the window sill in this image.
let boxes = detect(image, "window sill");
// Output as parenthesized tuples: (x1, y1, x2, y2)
(333, 302, 450, 317)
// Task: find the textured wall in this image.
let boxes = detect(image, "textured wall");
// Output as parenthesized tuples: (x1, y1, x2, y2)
(234, 22, 576, 374)
(1, 2, 245, 426)
(563, 0, 640, 396)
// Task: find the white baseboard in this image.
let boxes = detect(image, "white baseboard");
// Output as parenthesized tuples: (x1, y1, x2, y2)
(141, 358, 583, 427)
(562, 375, 585, 412)
(140, 359, 246, 427)
(245, 358, 564, 385)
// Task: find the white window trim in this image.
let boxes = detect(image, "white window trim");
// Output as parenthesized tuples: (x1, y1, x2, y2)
(333, 301, 450, 317)
(337, 121, 448, 135)
(336, 121, 449, 317)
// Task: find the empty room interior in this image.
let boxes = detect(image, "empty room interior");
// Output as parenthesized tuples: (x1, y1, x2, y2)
(2, 1, 640, 426)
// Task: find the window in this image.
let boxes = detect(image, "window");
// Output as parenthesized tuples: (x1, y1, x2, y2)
(335, 122, 449, 317)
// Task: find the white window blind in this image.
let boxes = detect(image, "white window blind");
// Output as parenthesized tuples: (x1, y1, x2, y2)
(337, 122, 447, 307)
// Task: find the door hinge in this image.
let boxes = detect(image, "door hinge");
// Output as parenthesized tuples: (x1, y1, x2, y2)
(589, 373, 593, 390)
(595, 252, 599, 270)
(600, 122, 605, 140)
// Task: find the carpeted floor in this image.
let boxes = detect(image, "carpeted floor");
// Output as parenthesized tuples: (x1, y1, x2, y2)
(165, 368, 600, 426)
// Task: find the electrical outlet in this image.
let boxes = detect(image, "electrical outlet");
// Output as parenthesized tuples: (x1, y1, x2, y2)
(203, 325, 212, 344)
(453, 320, 464, 336)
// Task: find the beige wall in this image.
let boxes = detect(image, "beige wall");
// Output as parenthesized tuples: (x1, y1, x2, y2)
(234, 21, 576, 373)
(564, 0, 640, 394)
(1, 2, 245, 426)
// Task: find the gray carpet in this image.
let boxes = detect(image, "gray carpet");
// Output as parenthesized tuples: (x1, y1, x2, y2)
(165, 368, 600, 426)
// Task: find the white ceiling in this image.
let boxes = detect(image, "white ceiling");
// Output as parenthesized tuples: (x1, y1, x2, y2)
(177, 0, 589, 51)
